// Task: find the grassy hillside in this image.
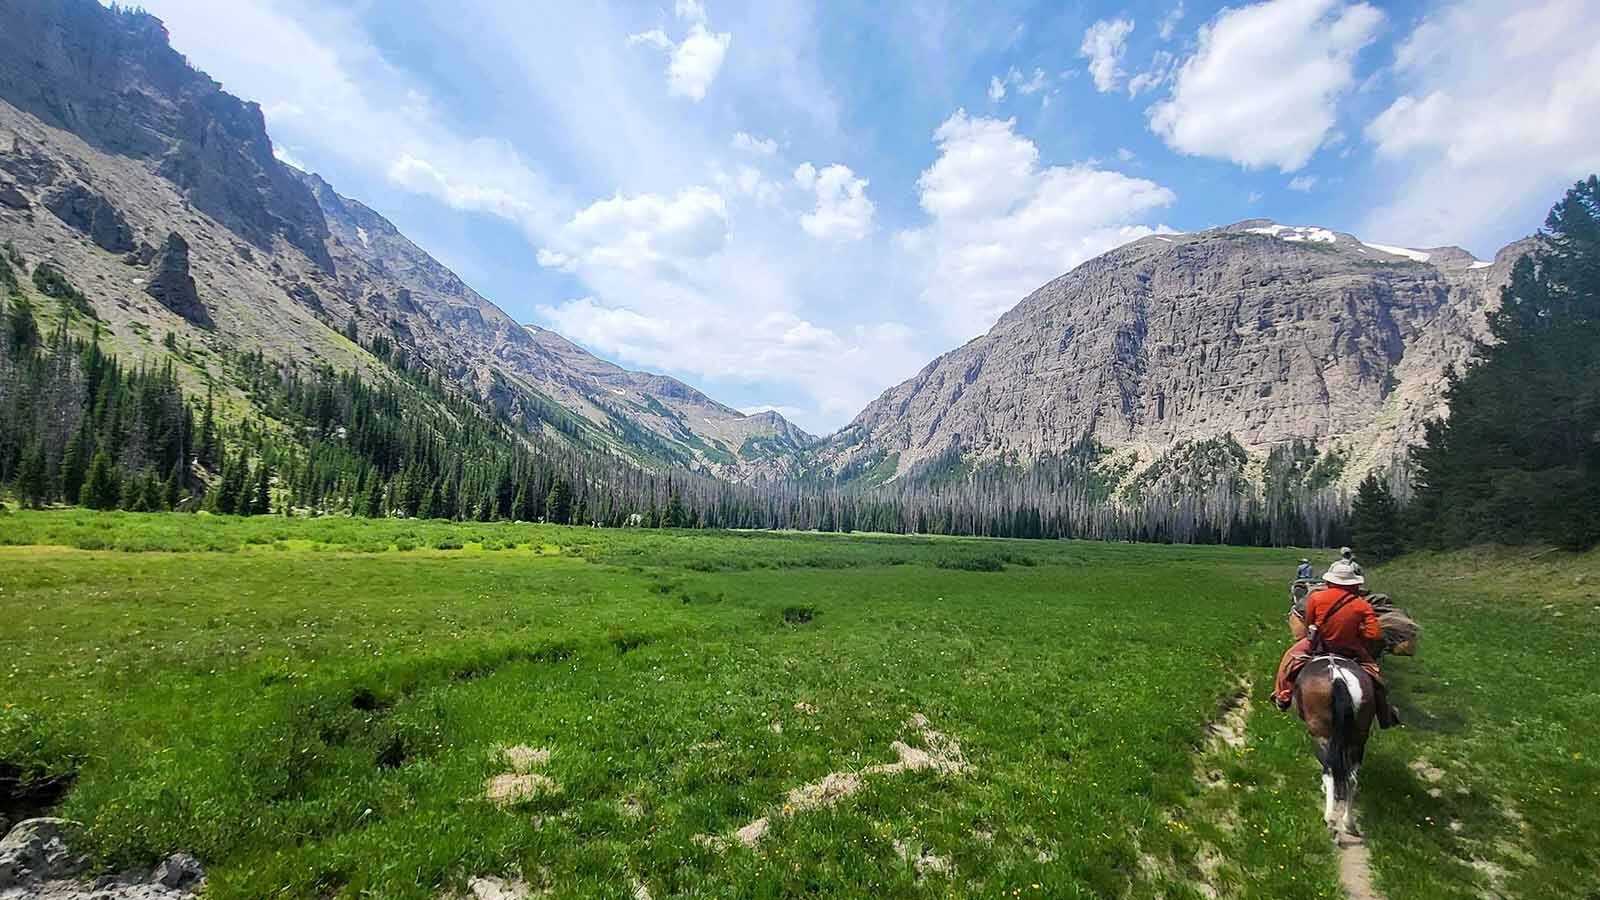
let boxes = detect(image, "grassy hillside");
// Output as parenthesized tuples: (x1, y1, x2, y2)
(0, 512, 1594, 898)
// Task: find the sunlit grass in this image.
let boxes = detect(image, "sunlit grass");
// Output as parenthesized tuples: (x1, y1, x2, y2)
(0, 511, 1593, 898)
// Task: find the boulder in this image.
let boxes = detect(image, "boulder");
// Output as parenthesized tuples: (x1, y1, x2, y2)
(122, 241, 157, 267)
(143, 233, 212, 327)
(152, 852, 204, 891)
(42, 183, 136, 252)
(0, 817, 86, 889)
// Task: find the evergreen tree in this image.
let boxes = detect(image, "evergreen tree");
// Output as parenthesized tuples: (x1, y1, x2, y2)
(80, 450, 120, 510)
(162, 459, 183, 510)
(362, 473, 385, 518)
(1350, 473, 1403, 563)
(141, 472, 164, 512)
(199, 389, 218, 469)
(1409, 176, 1600, 549)
(59, 424, 89, 503)
(545, 477, 572, 525)
(663, 483, 685, 528)
(5, 292, 37, 353)
(252, 463, 271, 516)
(16, 440, 48, 508)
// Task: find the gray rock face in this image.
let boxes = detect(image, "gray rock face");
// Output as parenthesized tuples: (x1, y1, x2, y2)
(142, 233, 209, 327)
(0, 0, 332, 269)
(42, 183, 134, 252)
(149, 854, 202, 892)
(0, 818, 85, 889)
(0, 0, 812, 481)
(818, 223, 1532, 482)
(0, 183, 27, 210)
(0, 819, 202, 900)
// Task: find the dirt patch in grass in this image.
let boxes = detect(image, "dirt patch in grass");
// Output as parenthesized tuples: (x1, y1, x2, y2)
(1205, 677, 1252, 751)
(502, 746, 551, 773)
(700, 712, 968, 850)
(483, 773, 559, 807)
(483, 745, 559, 807)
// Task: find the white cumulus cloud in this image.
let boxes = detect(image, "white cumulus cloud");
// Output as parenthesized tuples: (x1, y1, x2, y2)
(541, 187, 729, 274)
(901, 110, 1176, 338)
(1148, 0, 1383, 172)
(628, 7, 732, 103)
(1361, 0, 1600, 251)
(793, 162, 875, 240)
(1080, 18, 1135, 92)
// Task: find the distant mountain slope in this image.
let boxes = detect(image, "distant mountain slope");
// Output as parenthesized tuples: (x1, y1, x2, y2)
(301, 173, 814, 476)
(0, 0, 805, 480)
(817, 220, 1534, 484)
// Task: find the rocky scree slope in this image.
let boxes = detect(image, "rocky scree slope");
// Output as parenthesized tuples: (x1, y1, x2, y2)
(817, 221, 1533, 485)
(0, 0, 805, 480)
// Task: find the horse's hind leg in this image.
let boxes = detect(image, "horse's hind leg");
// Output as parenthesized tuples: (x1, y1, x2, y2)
(1323, 769, 1337, 827)
(1339, 766, 1360, 835)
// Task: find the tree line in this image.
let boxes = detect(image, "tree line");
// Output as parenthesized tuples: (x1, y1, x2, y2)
(1348, 176, 1600, 559)
(2, 234, 1352, 543)
(20, 170, 1597, 558)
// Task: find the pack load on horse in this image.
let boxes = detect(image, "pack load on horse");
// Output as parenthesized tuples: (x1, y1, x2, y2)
(1286, 555, 1419, 656)
(1274, 559, 1400, 727)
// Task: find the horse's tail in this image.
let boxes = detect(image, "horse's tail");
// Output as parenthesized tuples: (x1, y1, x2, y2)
(1325, 673, 1358, 800)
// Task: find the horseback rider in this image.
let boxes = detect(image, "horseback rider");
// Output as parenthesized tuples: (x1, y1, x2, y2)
(1339, 545, 1365, 579)
(1296, 557, 1314, 580)
(1274, 559, 1400, 727)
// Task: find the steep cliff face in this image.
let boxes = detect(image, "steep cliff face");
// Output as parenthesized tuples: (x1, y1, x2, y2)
(0, 0, 806, 479)
(819, 222, 1531, 483)
(0, 0, 331, 268)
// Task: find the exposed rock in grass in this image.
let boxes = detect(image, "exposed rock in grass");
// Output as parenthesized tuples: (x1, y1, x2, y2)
(0, 821, 202, 899)
(0, 818, 86, 888)
(792, 701, 818, 715)
(150, 853, 203, 892)
(630, 879, 652, 900)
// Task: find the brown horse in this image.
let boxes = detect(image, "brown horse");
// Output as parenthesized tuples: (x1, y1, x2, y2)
(1294, 655, 1377, 833)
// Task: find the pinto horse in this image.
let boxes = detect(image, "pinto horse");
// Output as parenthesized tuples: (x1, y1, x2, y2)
(1293, 655, 1377, 833)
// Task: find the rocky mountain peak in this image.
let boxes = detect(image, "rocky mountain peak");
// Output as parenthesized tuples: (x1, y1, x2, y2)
(819, 221, 1530, 485)
(0, 0, 332, 269)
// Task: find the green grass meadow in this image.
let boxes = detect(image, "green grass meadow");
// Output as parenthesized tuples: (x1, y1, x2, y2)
(0, 510, 1596, 898)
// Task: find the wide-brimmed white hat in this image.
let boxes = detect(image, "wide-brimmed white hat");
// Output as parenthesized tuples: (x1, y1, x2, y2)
(1323, 560, 1365, 586)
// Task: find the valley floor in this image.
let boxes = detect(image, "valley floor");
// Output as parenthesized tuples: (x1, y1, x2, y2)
(0, 512, 1595, 898)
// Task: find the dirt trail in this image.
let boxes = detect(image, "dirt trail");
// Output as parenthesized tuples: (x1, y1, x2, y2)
(1334, 832, 1383, 900)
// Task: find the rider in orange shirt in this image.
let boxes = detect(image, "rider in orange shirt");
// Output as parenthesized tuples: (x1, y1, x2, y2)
(1274, 559, 1399, 727)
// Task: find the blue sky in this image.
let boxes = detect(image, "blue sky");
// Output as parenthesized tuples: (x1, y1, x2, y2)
(135, 0, 1600, 435)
